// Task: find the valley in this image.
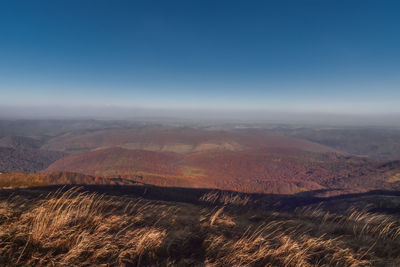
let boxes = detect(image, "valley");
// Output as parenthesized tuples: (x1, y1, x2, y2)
(1, 120, 400, 195)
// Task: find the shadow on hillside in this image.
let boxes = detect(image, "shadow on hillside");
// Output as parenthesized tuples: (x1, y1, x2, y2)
(1, 184, 400, 214)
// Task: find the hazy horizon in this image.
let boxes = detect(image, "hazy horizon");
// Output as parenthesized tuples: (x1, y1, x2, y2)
(1, 105, 399, 127)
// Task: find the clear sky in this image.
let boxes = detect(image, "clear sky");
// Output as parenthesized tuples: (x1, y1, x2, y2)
(0, 0, 399, 115)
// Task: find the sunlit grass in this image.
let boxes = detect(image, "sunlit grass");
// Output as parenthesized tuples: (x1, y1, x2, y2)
(1, 188, 399, 266)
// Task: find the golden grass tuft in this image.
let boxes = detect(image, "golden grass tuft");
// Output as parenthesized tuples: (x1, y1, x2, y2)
(200, 191, 250, 206)
(0, 187, 173, 265)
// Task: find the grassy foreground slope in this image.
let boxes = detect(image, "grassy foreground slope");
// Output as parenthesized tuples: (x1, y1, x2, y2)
(1, 185, 400, 266)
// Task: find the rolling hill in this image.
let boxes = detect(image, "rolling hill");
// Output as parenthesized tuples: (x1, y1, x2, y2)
(41, 126, 336, 154)
(45, 146, 400, 194)
(0, 147, 65, 173)
(1, 121, 400, 195)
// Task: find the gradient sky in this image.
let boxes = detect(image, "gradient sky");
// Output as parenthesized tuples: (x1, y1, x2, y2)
(0, 0, 399, 114)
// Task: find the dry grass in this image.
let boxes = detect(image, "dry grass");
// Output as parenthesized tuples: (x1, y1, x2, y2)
(0, 187, 177, 266)
(200, 190, 251, 206)
(1, 187, 400, 266)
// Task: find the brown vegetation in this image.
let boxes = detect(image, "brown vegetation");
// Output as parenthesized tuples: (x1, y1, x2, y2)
(0, 147, 64, 173)
(0, 171, 139, 189)
(45, 146, 400, 194)
(2, 124, 400, 195)
(1, 187, 400, 266)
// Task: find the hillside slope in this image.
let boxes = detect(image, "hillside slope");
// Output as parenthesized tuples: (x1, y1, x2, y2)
(0, 147, 65, 173)
(0, 171, 139, 189)
(45, 146, 400, 194)
(42, 127, 336, 154)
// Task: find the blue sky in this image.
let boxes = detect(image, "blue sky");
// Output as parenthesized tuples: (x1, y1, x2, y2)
(0, 0, 399, 114)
